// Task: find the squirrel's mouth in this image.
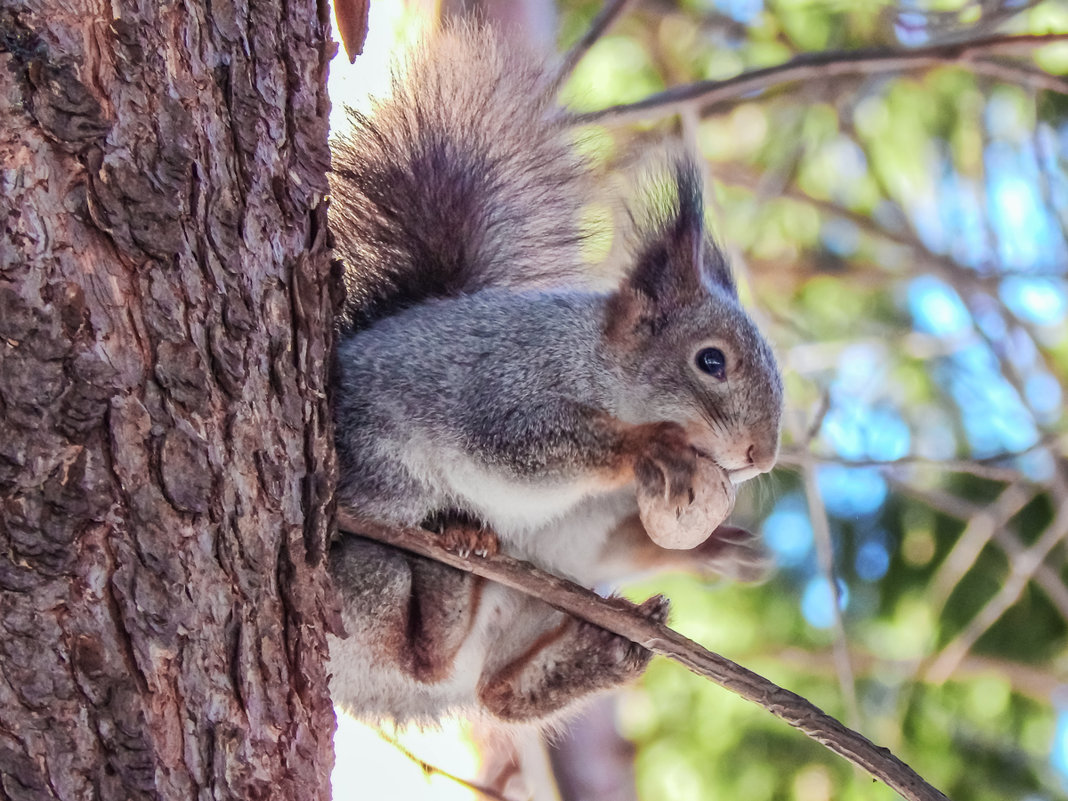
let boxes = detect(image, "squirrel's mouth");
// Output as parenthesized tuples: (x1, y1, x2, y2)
(688, 429, 769, 486)
(726, 465, 762, 484)
(692, 446, 762, 485)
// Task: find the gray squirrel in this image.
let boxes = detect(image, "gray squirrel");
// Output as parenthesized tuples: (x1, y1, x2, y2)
(327, 24, 783, 727)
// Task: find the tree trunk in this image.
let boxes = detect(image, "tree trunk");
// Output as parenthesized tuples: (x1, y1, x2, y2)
(0, 2, 338, 799)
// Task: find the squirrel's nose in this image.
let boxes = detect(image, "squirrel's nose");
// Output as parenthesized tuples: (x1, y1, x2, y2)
(746, 443, 778, 474)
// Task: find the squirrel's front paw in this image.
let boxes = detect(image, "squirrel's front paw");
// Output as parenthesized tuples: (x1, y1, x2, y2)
(633, 422, 698, 502)
(635, 424, 736, 549)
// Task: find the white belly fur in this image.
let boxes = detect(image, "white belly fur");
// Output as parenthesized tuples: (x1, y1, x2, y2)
(397, 441, 636, 578)
(444, 453, 635, 580)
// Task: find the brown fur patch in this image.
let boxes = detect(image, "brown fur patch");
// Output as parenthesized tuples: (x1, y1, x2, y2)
(602, 288, 652, 347)
(477, 616, 572, 720)
(405, 557, 483, 683)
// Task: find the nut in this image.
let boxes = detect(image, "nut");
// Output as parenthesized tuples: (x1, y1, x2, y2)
(637, 456, 736, 549)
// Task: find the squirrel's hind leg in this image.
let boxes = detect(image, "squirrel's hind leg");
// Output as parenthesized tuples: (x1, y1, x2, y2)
(330, 536, 484, 684)
(476, 595, 669, 723)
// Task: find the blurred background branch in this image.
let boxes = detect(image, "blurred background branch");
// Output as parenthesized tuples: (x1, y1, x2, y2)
(578, 32, 1068, 123)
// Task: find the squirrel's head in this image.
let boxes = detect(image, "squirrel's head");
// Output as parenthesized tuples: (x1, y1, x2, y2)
(604, 159, 783, 483)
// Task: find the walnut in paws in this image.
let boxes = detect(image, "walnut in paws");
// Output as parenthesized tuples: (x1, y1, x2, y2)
(637, 454, 736, 549)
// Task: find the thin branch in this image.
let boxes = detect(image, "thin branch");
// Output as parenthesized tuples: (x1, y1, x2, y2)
(576, 33, 1068, 125)
(891, 0, 1050, 44)
(915, 270, 1068, 682)
(777, 452, 1026, 484)
(553, 0, 637, 90)
(375, 730, 521, 801)
(715, 161, 1063, 290)
(776, 644, 1062, 704)
(967, 59, 1068, 95)
(338, 511, 951, 801)
(993, 524, 1068, 623)
(777, 431, 1063, 484)
(895, 482, 980, 522)
(801, 457, 861, 729)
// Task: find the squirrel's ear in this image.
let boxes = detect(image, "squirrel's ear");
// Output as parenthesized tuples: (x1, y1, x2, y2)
(620, 160, 735, 315)
(701, 238, 736, 294)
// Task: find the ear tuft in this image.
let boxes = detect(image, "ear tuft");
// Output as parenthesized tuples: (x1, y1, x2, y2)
(622, 156, 736, 310)
(702, 238, 736, 294)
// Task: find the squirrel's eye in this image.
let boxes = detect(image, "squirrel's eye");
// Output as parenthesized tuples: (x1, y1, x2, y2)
(695, 347, 727, 380)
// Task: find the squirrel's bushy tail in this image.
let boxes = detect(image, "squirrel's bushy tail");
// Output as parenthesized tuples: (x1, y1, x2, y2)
(330, 25, 591, 327)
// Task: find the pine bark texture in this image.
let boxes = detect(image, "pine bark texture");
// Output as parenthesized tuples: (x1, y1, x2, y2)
(0, 2, 339, 799)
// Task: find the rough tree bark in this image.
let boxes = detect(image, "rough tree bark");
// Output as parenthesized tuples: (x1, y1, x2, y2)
(0, 2, 338, 799)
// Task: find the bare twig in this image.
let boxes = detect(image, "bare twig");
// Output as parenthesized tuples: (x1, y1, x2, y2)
(804, 391, 833, 446)
(777, 644, 1062, 704)
(777, 452, 1027, 484)
(994, 525, 1068, 623)
(895, 483, 979, 522)
(890, 0, 1050, 44)
(375, 730, 520, 801)
(915, 273, 1068, 681)
(968, 60, 1068, 94)
(576, 33, 1068, 125)
(777, 431, 1063, 484)
(801, 458, 861, 729)
(338, 511, 950, 801)
(715, 161, 1065, 290)
(553, 0, 637, 90)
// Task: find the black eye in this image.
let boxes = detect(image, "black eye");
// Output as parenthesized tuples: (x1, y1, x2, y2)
(696, 347, 727, 380)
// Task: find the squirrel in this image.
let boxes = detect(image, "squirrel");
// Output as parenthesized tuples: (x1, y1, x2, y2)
(327, 23, 783, 727)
